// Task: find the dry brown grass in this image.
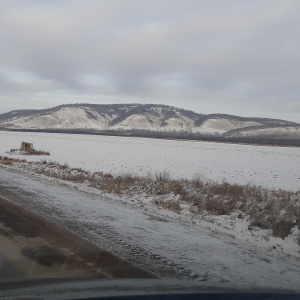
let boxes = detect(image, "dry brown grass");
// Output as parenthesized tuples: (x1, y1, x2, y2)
(272, 220, 295, 239)
(9, 148, 50, 156)
(154, 198, 182, 213)
(58, 163, 69, 170)
(2, 157, 299, 240)
(0, 156, 26, 165)
(25, 149, 50, 156)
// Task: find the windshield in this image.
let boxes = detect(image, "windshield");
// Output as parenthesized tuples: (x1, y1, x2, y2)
(0, 0, 300, 298)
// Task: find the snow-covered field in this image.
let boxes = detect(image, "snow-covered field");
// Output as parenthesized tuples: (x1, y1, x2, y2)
(1, 131, 299, 191)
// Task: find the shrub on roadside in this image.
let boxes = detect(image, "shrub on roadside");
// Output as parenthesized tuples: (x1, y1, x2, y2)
(272, 220, 295, 239)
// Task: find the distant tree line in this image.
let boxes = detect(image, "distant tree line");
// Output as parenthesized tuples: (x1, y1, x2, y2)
(2, 128, 300, 147)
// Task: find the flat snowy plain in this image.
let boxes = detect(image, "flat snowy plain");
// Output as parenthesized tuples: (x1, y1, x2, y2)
(1, 131, 299, 191)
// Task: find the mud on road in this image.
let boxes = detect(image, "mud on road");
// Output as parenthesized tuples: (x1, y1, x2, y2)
(0, 197, 155, 281)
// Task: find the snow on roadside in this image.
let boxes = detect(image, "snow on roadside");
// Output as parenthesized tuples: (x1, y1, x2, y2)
(2, 155, 300, 260)
(0, 164, 300, 290)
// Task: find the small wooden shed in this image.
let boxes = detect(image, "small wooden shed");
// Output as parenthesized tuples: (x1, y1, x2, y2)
(21, 142, 33, 152)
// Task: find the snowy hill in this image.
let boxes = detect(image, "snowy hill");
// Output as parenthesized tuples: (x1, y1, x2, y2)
(224, 125, 300, 139)
(0, 103, 299, 138)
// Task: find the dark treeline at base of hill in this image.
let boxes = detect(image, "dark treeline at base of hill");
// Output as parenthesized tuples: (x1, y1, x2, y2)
(2, 128, 300, 147)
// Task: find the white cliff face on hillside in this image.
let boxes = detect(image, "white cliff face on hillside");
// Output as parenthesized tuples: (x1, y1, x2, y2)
(0, 104, 299, 137)
(4, 107, 110, 130)
(0, 106, 198, 131)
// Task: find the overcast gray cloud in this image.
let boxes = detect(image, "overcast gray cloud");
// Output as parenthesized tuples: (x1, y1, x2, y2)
(0, 0, 300, 121)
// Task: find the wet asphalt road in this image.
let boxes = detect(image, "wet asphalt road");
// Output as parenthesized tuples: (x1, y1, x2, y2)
(0, 183, 155, 281)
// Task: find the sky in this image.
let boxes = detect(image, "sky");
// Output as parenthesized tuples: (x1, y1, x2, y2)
(0, 0, 300, 122)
